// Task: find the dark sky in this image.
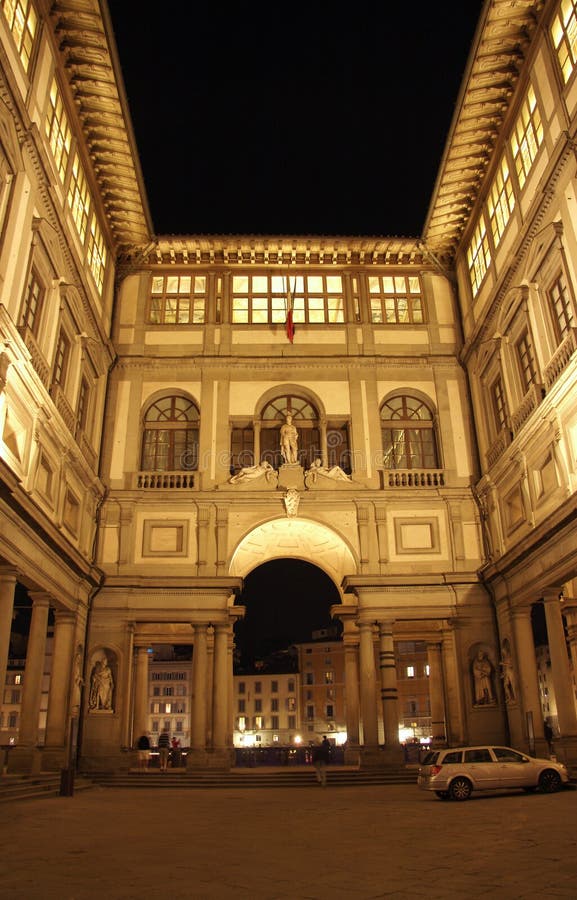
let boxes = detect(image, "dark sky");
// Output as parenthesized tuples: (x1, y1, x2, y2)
(107, 2, 483, 237)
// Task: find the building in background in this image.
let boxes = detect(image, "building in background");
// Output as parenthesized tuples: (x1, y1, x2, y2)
(1, 1, 577, 776)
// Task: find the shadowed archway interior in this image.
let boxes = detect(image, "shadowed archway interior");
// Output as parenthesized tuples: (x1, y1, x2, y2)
(234, 559, 342, 669)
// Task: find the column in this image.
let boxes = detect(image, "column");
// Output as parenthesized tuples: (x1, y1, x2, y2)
(190, 624, 208, 752)
(543, 592, 577, 736)
(342, 623, 360, 748)
(427, 641, 447, 744)
(133, 645, 150, 742)
(44, 610, 76, 749)
(0, 569, 17, 703)
(358, 620, 379, 749)
(17, 592, 51, 746)
(377, 622, 400, 748)
(511, 607, 543, 745)
(212, 623, 230, 752)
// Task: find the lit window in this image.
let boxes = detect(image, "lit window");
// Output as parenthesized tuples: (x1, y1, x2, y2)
(45, 78, 71, 184)
(164, 703, 171, 714)
(149, 274, 206, 324)
(551, 0, 577, 84)
(425, 664, 430, 676)
(67, 154, 91, 244)
(467, 218, 491, 296)
(324, 671, 334, 684)
(510, 84, 543, 191)
(14, 674, 21, 685)
(254, 716, 264, 729)
(368, 275, 423, 324)
(86, 213, 107, 294)
(287, 697, 296, 712)
(1, 0, 37, 72)
(488, 155, 515, 247)
(237, 716, 246, 731)
(407, 666, 415, 678)
(231, 273, 344, 324)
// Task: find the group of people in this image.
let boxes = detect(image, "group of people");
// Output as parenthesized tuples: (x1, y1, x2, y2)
(136, 731, 181, 771)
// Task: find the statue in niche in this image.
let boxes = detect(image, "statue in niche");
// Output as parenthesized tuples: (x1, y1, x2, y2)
(88, 654, 114, 711)
(499, 640, 516, 703)
(472, 649, 495, 706)
(280, 414, 299, 464)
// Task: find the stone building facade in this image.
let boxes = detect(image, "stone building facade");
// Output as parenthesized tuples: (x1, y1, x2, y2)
(0, 1, 576, 774)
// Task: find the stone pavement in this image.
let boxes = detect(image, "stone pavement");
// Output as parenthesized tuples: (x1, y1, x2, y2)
(0, 781, 576, 899)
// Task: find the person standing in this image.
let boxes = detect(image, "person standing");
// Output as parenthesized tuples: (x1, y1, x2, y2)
(312, 736, 331, 787)
(158, 728, 170, 771)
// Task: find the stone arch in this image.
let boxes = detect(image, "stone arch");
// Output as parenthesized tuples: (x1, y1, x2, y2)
(255, 383, 327, 420)
(228, 516, 358, 599)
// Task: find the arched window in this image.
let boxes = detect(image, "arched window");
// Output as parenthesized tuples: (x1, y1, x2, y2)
(380, 395, 438, 468)
(141, 396, 199, 471)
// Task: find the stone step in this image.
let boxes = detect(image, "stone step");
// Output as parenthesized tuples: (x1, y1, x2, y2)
(0, 773, 95, 803)
(86, 768, 417, 789)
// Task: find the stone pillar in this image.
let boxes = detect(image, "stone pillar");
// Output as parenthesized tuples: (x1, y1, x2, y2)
(133, 645, 150, 744)
(543, 592, 577, 736)
(0, 569, 17, 704)
(211, 623, 230, 767)
(342, 620, 360, 765)
(377, 622, 402, 761)
(427, 641, 447, 744)
(43, 609, 76, 768)
(511, 607, 543, 751)
(188, 624, 208, 767)
(9, 592, 50, 772)
(358, 620, 380, 763)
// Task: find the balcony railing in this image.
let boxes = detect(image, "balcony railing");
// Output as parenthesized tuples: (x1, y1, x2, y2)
(134, 470, 196, 489)
(511, 382, 544, 436)
(486, 427, 512, 468)
(17, 325, 50, 387)
(382, 469, 445, 488)
(543, 327, 577, 391)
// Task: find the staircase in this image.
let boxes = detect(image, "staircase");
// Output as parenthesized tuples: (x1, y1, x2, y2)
(0, 772, 95, 803)
(86, 766, 417, 789)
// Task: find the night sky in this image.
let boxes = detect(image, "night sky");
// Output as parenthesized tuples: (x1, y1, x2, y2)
(107, 1, 483, 237)
(73, 4, 483, 658)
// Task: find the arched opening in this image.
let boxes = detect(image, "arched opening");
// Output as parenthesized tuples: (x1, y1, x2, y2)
(234, 559, 342, 669)
(232, 559, 344, 761)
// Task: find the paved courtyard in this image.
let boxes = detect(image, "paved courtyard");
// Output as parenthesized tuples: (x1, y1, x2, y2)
(0, 781, 576, 899)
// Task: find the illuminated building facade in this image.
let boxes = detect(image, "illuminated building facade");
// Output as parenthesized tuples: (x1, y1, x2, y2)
(1, 1, 577, 774)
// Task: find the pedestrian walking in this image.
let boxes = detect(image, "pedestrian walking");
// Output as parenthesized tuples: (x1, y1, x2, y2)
(312, 736, 331, 787)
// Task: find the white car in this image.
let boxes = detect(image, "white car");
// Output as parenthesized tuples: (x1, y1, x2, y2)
(418, 745, 570, 801)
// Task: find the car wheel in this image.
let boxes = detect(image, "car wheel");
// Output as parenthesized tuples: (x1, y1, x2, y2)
(449, 777, 472, 801)
(435, 791, 449, 800)
(538, 769, 562, 793)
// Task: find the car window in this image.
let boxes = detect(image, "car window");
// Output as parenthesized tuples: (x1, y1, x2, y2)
(464, 748, 493, 763)
(421, 751, 439, 765)
(441, 750, 462, 764)
(492, 747, 525, 763)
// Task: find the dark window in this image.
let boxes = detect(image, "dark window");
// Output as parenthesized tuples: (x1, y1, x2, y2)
(21, 268, 44, 335)
(381, 395, 438, 468)
(141, 396, 199, 471)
